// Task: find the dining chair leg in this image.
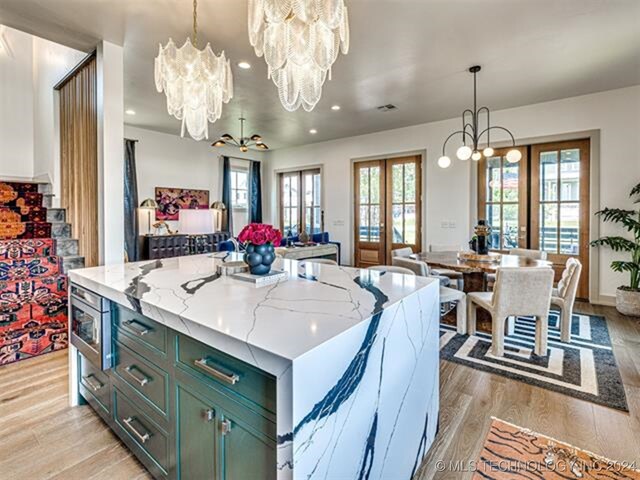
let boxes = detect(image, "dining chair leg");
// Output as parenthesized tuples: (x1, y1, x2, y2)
(506, 316, 516, 336)
(490, 316, 505, 357)
(467, 300, 477, 336)
(456, 296, 467, 335)
(535, 315, 549, 356)
(560, 306, 573, 343)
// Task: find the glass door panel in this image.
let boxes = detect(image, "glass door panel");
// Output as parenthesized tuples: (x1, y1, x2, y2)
(478, 147, 527, 251)
(531, 139, 590, 298)
(386, 158, 421, 263)
(354, 161, 385, 267)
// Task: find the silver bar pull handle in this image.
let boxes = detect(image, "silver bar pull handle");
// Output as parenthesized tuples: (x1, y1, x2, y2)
(123, 319, 150, 336)
(123, 417, 150, 444)
(194, 358, 240, 385)
(81, 374, 103, 392)
(125, 365, 150, 387)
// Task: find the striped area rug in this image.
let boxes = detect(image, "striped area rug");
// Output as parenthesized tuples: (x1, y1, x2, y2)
(474, 418, 640, 479)
(440, 310, 629, 411)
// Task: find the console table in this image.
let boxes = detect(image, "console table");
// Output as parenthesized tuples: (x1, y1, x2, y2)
(141, 233, 230, 260)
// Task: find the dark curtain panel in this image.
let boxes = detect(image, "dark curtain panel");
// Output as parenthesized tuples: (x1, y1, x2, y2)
(222, 156, 233, 235)
(250, 160, 263, 223)
(123, 139, 139, 262)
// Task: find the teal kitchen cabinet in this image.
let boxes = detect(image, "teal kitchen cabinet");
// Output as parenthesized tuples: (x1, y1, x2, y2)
(175, 368, 277, 480)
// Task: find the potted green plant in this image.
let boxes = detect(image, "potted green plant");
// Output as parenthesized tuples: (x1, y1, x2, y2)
(591, 182, 640, 316)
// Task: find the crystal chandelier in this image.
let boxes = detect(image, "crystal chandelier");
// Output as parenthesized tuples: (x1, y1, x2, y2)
(154, 0, 233, 141)
(438, 66, 522, 169)
(212, 117, 269, 152)
(247, 0, 350, 112)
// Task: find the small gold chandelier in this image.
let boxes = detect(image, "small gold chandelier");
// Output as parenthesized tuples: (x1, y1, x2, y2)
(154, 0, 233, 141)
(212, 118, 269, 152)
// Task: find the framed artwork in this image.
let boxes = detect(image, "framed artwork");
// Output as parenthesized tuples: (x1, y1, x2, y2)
(155, 187, 210, 221)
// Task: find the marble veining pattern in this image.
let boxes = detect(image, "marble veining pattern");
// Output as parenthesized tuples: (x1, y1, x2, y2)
(69, 253, 440, 479)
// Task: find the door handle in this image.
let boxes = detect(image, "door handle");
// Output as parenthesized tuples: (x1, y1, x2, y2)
(122, 417, 150, 444)
(81, 374, 103, 392)
(194, 358, 240, 385)
(124, 365, 150, 387)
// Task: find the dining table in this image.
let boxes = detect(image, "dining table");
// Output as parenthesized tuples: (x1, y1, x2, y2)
(410, 251, 553, 293)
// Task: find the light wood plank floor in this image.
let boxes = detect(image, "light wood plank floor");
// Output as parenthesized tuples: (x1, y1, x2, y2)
(0, 302, 638, 479)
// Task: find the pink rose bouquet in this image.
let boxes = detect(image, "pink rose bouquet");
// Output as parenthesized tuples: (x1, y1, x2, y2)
(237, 223, 282, 247)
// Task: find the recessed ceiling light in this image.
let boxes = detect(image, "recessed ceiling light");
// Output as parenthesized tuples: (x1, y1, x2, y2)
(309, 129, 318, 134)
(331, 105, 341, 111)
(125, 109, 136, 115)
(237, 61, 251, 69)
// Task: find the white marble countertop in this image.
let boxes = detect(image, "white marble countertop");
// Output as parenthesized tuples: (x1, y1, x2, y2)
(69, 252, 434, 367)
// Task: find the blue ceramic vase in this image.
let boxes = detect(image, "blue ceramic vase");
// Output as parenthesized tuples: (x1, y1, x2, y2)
(243, 243, 276, 276)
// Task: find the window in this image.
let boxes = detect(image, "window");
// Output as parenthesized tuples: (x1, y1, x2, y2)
(231, 169, 248, 210)
(279, 169, 322, 236)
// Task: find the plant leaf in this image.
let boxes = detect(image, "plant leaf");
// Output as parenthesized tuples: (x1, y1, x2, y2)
(611, 261, 640, 273)
(590, 236, 637, 252)
(631, 182, 640, 203)
(595, 208, 640, 232)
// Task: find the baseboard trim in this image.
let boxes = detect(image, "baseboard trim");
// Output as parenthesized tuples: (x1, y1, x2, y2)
(591, 294, 616, 307)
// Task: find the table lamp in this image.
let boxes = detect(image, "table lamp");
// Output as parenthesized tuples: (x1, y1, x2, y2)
(139, 198, 158, 234)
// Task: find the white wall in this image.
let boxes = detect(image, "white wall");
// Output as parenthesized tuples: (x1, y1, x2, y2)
(125, 125, 266, 235)
(32, 36, 85, 193)
(0, 27, 34, 178)
(0, 25, 84, 186)
(266, 86, 640, 300)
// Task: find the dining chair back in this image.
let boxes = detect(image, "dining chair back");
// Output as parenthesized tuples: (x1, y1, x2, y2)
(368, 265, 416, 275)
(468, 266, 554, 357)
(427, 245, 464, 289)
(391, 247, 414, 258)
(509, 248, 548, 260)
(551, 258, 582, 342)
(391, 257, 429, 276)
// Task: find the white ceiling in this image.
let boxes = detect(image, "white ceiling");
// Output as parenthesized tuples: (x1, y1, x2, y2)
(1, 0, 639, 149)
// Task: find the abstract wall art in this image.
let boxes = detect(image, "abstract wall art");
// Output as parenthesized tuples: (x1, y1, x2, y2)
(155, 187, 210, 221)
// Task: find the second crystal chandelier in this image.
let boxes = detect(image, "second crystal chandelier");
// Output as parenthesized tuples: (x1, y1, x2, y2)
(248, 0, 350, 112)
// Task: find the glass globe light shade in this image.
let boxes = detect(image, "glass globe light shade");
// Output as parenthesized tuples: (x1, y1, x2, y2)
(506, 149, 522, 163)
(437, 156, 451, 168)
(471, 150, 482, 161)
(483, 147, 495, 157)
(456, 145, 472, 160)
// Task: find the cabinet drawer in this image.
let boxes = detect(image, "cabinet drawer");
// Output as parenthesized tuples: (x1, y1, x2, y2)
(114, 340, 169, 418)
(113, 386, 170, 475)
(113, 303, 167, 357)
(176, 334, 276, 414)
(78, 353, 110, 416)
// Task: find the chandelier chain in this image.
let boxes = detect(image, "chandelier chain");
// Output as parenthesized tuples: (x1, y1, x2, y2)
(192, 0, 198, 47)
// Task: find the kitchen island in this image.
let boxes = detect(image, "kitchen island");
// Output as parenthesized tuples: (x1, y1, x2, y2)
(68, 253, 440, 479)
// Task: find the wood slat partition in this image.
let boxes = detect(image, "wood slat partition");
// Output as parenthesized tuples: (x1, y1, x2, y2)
(58, 54, 99, 267)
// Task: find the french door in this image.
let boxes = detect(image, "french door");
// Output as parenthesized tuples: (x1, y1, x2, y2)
(478, 139, 590, 299)
(354, 156, 422, 267)
(531, 139, 590, 298)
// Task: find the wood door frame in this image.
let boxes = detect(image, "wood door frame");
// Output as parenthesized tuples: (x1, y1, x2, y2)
(477, 146, 528, 252)
(353, 154, 423, 267)
(384, 156, 423, 264)
(531, 138, 590, 299)
(353, 159, 386, 268)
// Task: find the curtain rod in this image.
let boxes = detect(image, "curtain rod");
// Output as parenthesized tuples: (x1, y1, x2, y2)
(125, 138, 139, 143)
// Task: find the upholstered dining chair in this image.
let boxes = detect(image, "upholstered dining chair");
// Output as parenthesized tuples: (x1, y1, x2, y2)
(302, 258, 339, 266)
(551, 258, 582, 343)
(368, 265, 415, 275)
(486, 248, 548, 289)
(391, 247, 414, 258)
(391, 257, 450, 285)
(369, 265, 467, 334)
(468, 267, 554, 357)
(428, 244, 464, 290)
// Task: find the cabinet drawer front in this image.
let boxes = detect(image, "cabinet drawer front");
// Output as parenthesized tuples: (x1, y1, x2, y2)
(113, 303, 167, 356)
(176, 334, 276, 414)
(114, 341, 169, 417)
(113, 387, 170, 474)
(78, 353, 110, 415)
